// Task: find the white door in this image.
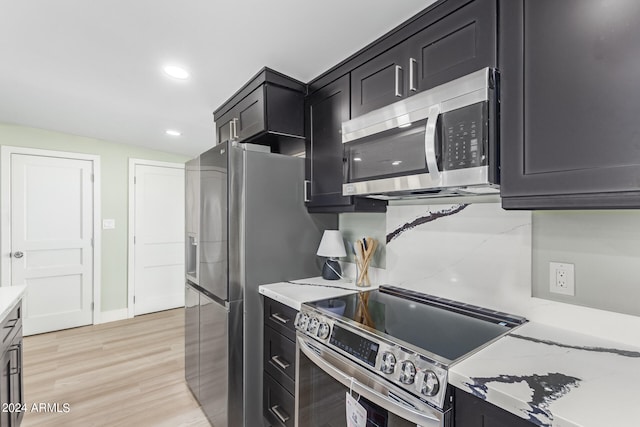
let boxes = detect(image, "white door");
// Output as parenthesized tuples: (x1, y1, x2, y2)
(11, 154, 94, 335)
(133, 164, 185, 315)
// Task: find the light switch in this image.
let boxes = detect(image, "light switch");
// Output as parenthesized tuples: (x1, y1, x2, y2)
(102, 219, 116, 229)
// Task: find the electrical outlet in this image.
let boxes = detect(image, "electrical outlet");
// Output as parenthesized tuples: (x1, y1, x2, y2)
(549, 262, 575, 296)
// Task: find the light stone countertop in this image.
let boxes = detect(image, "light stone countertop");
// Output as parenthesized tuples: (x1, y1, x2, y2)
(0, 285, 26, 321)
(259, 277, 377, 310)
(449, 321, 640, 427)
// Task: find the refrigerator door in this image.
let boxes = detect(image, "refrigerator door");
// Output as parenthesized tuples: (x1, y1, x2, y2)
(184, 282, 200, 397)
(199, 143, 229, 300)
(185, 157, 200, 285)
(199, 292, 231, 427)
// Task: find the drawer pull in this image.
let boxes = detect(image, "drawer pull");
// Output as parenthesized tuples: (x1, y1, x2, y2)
(9, 345, 20, 375)
(270, 405, 290, 423)
(271, 355, 290, 370)
(270, 313, 290, 324)
(3, 319, 18, 331)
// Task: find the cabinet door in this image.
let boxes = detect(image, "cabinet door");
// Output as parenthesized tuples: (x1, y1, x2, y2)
(306, 75, 353, 208)
(1, 349, 10, 427)
(455, 389, 533, 427)
(216, 109, 235, 145)
(235, 87, 266, 141)
(350, 43, 409, 117)
(501, 0, 640, 209)
(411, 0, 496, 93)
(9, 336, 23, 427)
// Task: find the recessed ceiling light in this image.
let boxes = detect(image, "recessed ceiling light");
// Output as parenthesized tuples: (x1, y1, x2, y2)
(166, 129, 182, 137)
(163, 65, 189, 80)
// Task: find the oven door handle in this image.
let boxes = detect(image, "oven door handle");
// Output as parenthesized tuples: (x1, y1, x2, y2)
(424, 103, 442, 182)
(297, 335, 447, 427)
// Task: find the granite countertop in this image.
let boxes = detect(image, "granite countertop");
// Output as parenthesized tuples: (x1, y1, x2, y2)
(450, 321, 640, 427)
(259, 276, 377, 310)
(0, 285, 26, 320)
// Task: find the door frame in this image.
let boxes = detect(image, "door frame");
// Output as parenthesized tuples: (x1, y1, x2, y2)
(127, 158, 185, 319)
(0, 145, 102, 324)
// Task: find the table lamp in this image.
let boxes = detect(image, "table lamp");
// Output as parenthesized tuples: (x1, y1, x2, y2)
(317, 230, 347, 280)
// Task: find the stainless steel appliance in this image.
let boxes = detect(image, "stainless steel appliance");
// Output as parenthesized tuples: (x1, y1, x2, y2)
(185, 142, 335, 427)
(295, 286, 526, 427)
(342, 68, 499, 199)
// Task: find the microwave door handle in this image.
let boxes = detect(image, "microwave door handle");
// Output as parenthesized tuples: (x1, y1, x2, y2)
(424, 104, 442, 181)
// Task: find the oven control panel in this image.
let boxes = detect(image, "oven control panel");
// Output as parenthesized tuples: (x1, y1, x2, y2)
(295, 309, 449, 409)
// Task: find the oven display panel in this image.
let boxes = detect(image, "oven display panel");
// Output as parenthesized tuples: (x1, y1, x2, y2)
(330, 325, 379, 366)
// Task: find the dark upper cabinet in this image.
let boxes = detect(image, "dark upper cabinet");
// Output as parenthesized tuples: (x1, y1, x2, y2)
(455, 388, 533, 427)
(351, 0, 496, 117)
(501, 0, 640, 209)
(305, 75, 386, 212)
(213, 68, 306, 156)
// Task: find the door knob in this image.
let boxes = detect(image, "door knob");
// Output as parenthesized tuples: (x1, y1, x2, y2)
(12, 251, 24, 259)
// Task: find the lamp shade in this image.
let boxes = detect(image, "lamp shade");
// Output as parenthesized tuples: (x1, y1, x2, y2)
(316, 230, 347, 258)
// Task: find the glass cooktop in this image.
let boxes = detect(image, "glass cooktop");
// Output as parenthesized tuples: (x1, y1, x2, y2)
(306, 286, 526, 363)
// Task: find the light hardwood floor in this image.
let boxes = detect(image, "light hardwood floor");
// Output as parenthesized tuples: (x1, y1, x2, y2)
(21, 308, 211, 427)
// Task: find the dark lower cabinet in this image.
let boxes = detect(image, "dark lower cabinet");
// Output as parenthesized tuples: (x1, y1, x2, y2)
(350, 0, 497, 118)
(263, 297, 297, 427)
(501, 0, 640, 209)
(1, 301, 23, 427)
(305, 75, 387, 213)
(455, 388, 532, 427)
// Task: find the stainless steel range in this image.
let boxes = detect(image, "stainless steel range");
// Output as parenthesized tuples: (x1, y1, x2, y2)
(294, 286, 526, 427)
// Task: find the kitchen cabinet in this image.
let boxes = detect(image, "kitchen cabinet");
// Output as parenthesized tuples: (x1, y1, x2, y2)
(350, 0, 496, 117)
(213, 68, 306, 156)
(454, 388, 532, 426)
(1, 301, 23, 427)
(304, 75, 387, 213)
(263, 297, 297, 427)
(500, 0, 640, 209)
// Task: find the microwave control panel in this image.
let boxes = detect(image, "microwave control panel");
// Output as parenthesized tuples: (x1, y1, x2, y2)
(442, 102, 487, 171)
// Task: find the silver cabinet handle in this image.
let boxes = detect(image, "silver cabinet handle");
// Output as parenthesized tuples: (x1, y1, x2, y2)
(395, 65, 403, 97)
(12, 251, 24, 259)
(409, 58, 417, 92)
(303, 180, 311, 202)
(424, 104, 442, 181)
(271, 355, 290, 370)
(232, 118, 239, 140)
(270, 405, 290, 423)
(270, 313, 290, 324)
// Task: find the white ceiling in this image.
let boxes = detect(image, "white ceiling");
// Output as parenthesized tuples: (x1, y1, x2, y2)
(0, 0, 434, 157)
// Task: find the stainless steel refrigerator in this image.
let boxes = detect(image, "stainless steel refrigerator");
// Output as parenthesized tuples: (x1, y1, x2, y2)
(185, 142, 335, 426)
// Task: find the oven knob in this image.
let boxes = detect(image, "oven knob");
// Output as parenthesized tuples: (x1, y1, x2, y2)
(399, 361, 416, 384)
(317, 322, 331, 340)
(379, 352, 396, 374)
(307, 317, 320, 335)
(295, 313, 309, 330)
(420, 370, 440, 397)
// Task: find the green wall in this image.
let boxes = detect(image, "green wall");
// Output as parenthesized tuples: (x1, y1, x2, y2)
(0, 123, 190, 312)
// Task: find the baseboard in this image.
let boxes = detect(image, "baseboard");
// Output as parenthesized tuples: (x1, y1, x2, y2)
(96, 308, 128, 324)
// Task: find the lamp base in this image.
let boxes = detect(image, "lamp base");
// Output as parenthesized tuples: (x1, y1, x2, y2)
(321, 259, 341, 280)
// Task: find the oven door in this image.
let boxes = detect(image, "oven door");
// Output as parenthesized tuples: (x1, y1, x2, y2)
(295, 334, 451, 427)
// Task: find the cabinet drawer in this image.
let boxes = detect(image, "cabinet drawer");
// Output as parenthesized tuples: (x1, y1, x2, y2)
(264, 325, 295, 394)
(1, 302, 21, 352)
(264, 298, 297, 341)
(263, 372, 295, 427)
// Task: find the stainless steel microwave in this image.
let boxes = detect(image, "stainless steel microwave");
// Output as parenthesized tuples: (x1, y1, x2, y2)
(342, 67, 499, 199)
